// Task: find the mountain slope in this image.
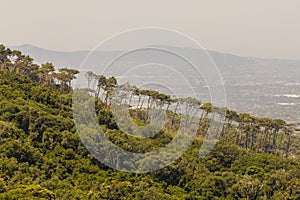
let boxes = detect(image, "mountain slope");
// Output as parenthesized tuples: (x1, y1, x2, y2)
(0, 45, 300, 199)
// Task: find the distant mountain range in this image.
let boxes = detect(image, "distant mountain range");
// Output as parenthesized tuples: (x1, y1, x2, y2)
(8, 44, 300, 123)
(9, 44, 300, 85)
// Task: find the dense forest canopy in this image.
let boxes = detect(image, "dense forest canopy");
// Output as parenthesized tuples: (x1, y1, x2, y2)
(0, 44, 299, 199)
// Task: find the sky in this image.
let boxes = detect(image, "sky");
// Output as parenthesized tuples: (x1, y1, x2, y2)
(1, 0, 300, 59)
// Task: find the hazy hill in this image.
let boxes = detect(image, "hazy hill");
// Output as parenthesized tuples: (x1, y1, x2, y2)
(9, 44, 300, 123)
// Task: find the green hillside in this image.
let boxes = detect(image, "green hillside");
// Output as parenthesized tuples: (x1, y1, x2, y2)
(0, 44, 300, 199)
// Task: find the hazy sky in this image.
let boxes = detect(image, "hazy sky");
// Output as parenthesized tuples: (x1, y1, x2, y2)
(1, 0, 299, 59)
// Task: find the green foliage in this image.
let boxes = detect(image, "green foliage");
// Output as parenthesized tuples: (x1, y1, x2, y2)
(0, 44, 299, 199)
(0, 184, 55, 199)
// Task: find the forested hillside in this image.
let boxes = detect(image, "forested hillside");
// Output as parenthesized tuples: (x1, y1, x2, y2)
(0, 44, 300, 199)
